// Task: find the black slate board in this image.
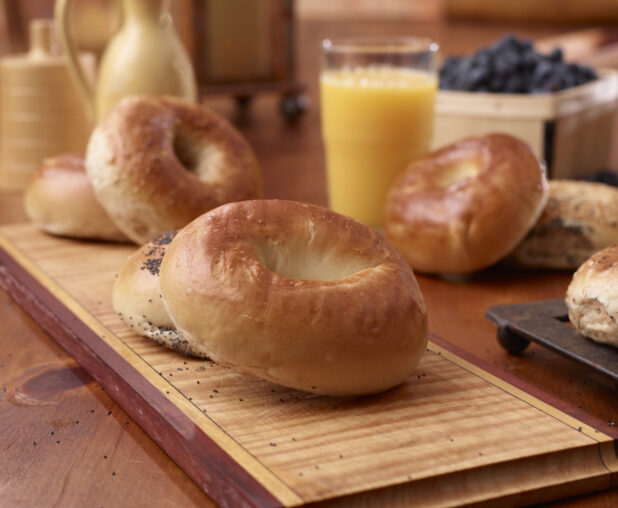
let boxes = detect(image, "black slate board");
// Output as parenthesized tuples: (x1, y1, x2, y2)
(486, 299, 618, 384)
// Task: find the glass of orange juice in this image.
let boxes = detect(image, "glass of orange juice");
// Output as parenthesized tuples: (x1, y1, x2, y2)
(320, 37, 439, 228)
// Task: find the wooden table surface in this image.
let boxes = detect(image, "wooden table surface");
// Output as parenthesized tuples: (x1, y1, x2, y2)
(1, 17, 617, 508)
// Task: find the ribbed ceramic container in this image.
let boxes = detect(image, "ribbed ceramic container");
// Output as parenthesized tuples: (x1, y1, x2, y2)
(0, 19, 94, 191)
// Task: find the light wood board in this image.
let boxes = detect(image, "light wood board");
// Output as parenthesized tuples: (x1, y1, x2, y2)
(0, 223, 615, 508)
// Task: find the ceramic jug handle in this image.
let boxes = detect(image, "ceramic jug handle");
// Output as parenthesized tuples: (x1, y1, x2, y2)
(54, 0, 95, 125)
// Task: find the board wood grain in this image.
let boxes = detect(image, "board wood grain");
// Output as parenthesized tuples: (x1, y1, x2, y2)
(0, 223, 616, 507)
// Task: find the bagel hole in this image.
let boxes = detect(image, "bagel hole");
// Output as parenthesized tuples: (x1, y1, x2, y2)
(434, 159, 481, 188)
(173, 126, 226, 182)
(259, 239, 377, 281)
(173, 128, 201, 174)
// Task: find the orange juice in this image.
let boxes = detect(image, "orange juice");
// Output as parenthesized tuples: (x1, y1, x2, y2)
(320, 66, 437, 227)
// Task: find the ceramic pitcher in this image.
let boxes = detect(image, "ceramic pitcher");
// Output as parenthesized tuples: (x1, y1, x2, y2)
(54, 0, 197, 124)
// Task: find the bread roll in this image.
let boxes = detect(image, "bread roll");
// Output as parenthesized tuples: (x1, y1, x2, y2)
(113, 230, 210, 358)
(566, 244, 618, 348)
(24, 154, 126, 242)
(508, 180, 618, 270)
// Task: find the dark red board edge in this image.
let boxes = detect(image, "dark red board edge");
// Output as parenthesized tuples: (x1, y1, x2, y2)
(0, 245, 286, 508)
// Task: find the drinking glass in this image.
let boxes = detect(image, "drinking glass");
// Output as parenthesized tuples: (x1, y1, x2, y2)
(320, 37, 439, 227)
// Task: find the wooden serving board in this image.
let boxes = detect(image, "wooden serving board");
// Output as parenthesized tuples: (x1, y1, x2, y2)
(0, 223, 616, 508)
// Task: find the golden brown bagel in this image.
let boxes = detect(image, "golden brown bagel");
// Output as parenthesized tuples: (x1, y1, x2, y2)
(113, 229, 210, 358)
(159, 200, 428, 396)
(508, 180, 618, 270)
(384, 133, 548, 274)
(566, 244, 618, 348)
(24, 154, 127, 242)
(86, 95, 262, 245)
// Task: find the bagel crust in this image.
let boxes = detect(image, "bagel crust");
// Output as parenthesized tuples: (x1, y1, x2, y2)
(86, 95, 262, 245)
(159, 200, 428, 396)
(508, 180, 618, 270)
(113, 230, 210, 358)
(24, 154, 126, 242)
(566, 244, 618, 348)
(384, 133, 548, 274)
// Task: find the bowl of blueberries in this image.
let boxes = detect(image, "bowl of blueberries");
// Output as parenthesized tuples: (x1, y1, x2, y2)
(434, 34, 618, 180)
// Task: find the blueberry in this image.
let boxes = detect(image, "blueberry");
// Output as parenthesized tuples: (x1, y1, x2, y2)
(521, 51, 540, 69)
(441, 56, 459, 71)
(548, 47, 563, 62)
(585, 66, 598, 80)
(519, 39, 534, 54)
(491, 34, 519, 54)
(462, 66, 490, 90)
(489, 74, 506, 92)
(494, 50, 520, 76)
(504, 74, 527, 93)
(437, 33, 596, 94)
(575, 65, 597, 84)
(559, 67, 576, 89)
(531, 59, 554, 85)
(545, 75, 565, 92)
(472, 50, 492, 69)
(586, 170, 618, 187)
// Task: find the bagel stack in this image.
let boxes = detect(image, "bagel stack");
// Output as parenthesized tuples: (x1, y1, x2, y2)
(114, 200, 429, 396)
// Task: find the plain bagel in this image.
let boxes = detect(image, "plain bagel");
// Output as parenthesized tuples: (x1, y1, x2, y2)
(86, 95, 262, 245)
(24, 154, 127, 242)
(113, 229, 210, 358)
(566, 244, 618, 348)
(384, 133, 548, 274)
(159, 200, 428, 396)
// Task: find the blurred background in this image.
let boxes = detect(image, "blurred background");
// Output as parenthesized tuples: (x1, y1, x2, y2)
(2, 0, 617, 69)
(1, 0, 617, 202)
